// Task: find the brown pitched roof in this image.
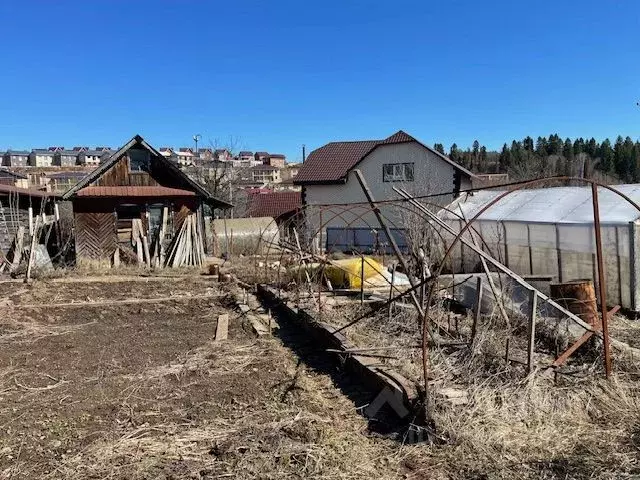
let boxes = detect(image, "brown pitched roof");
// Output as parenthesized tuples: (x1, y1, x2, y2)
(76, 186, 197, 197)
(245, 191, 301, 220)
(295, 130, 474, 184)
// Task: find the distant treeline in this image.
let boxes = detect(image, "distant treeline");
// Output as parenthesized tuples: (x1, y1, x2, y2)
(433, 135, 640, 183)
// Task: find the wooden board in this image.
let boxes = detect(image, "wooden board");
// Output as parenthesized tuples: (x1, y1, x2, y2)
(215, 314, 229, 341)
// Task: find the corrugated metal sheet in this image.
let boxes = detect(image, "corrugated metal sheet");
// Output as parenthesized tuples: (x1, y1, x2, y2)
(443, 184, 640, 225)
(76, 186, 198, 197)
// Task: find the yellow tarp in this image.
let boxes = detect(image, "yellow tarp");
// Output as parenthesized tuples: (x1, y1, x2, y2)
(324, 257, 386, 289)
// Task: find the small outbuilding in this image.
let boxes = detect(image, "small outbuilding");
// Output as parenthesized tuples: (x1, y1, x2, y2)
(63, 135, 232, 267)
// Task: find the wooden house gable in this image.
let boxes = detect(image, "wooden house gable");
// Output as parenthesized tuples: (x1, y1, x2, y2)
(91, 148, 193, 191)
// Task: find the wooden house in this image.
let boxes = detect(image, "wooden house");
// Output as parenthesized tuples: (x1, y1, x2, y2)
(63, 135, 232, 267)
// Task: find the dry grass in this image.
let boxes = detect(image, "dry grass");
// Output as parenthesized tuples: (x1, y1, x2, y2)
(307, 292, 640, 479)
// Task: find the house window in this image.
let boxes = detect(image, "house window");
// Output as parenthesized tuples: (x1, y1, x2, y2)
(129, 149, 150, 172)
(382, 163, 414, 182)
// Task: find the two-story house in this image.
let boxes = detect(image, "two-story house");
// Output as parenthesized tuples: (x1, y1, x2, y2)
(267, 153, 286, 168)
(78, 149, 103, 166)
(294, 130, 475, 252)
(214, 149, 233, 162)
(29, 149, 56, 167)
(176, 148, 195, 166)
(250, 164, 281, 185)
(56, 150, 79, 167)
(3, 150, 30, 167)
(281, 163, 300, 182)
(254, 151, 269, 164)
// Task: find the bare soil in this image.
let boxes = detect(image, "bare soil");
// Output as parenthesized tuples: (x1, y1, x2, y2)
(0, 276, 402, 479)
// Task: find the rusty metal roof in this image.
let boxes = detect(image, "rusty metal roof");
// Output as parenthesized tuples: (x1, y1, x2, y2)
(75, 186, 198, 197)
(295, 130, 475, 185)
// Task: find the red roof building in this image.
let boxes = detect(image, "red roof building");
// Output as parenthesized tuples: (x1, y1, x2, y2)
(245, 191, 301, 221)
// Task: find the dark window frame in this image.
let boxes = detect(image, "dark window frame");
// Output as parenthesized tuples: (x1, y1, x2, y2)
(382, 162, 415, 182)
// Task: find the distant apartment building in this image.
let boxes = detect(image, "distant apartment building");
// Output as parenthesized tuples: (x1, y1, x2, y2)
(250, 164, 281, 184)
(3, 151, 29, 167)
(267, 153, 286, 168)
(73, 146, 89, 152)
(78, 149, 103, 166)
(56, 150, 78, 167)
(29, 149, 56, 167)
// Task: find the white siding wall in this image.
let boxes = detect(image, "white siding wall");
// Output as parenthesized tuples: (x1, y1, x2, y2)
(35, 155, 53, 167)
(304, 142, 469, 233)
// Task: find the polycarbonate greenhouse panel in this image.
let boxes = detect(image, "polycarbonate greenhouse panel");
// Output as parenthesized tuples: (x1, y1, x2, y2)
(446, 184, 640, 225)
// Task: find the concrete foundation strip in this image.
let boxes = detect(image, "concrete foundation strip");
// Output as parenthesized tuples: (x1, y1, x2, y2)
(257, 284, 421, 420)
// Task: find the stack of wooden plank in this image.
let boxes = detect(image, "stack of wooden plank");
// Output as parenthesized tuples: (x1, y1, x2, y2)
(164, 213, 205, 267)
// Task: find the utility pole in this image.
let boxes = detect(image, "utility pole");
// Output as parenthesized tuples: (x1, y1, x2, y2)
(193, 134, 201, 155)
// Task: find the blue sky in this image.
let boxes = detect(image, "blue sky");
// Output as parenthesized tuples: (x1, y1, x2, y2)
(0, 0, 639, 161)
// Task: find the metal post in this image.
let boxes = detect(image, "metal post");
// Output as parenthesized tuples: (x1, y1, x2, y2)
(592, 184, 612, 378)
(527, 290, 537, 374)
(360, 255, 365, 306)
(388, 263, 396, 320)
(353, 170, 432, 422)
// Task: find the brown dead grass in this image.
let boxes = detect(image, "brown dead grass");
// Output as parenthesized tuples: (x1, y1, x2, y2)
(305, 293, 640, 479)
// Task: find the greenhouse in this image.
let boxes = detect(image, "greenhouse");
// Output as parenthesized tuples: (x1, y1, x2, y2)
(440, 184, 640, 311)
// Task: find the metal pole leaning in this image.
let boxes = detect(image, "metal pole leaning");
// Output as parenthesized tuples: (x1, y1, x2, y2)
(353, 169, 432, 421)
(592, 184, 612, 377)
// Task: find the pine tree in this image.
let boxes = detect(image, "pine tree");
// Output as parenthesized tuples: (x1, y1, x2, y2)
(535, 136, 548, 157)
(510, 140, 522, 164)
(523, 136, 534, 152)
(479, 146, 488, 171)
(548, 134, 563, 155)
(449, 143, 459, 162)
(499, 143, 511, 172)
(598, 139, 614, 173)
(433, 143, 445, 155)
(563, 138, 574, 161)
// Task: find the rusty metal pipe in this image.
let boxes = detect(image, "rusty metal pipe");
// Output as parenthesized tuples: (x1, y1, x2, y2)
(592, 184, 612, 377)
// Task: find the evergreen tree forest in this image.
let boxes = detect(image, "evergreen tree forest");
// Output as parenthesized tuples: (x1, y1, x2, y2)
(438, 135, 640, 183)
